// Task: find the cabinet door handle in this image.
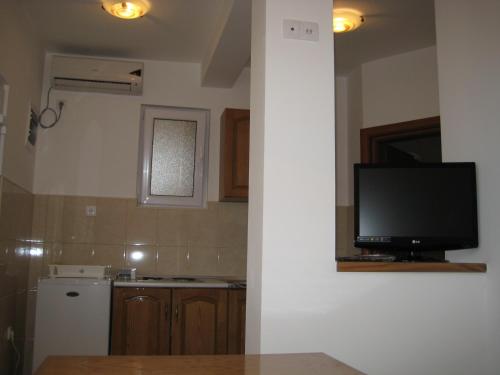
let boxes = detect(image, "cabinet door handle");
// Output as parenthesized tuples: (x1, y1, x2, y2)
(175, 305, 179, 321)
(165, 303, 169, 321)
(128, 295, 152, 302)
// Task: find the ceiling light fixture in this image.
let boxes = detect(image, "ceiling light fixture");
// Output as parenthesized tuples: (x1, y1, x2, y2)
(332, 8, 364, 33)
(102, 1, 150, 20)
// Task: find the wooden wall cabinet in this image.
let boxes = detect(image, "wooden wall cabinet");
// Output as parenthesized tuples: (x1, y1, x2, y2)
(171, 288, 228, 355)
(227, 289, 246, 354)
(111, 288, 171, 355)
(219, 108, 250, 201)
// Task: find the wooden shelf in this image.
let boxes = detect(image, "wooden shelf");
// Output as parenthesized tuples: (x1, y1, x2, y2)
(337, 261, 487, 273)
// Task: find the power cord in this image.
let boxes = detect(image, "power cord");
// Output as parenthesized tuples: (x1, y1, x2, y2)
(38, 87, 64, 129)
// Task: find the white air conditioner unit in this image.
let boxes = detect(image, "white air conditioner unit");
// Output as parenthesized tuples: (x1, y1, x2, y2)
(51, 56, 143, 95)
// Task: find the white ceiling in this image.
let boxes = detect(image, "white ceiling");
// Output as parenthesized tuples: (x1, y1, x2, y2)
(19, 0, 231, 62)
(334, 0, 436, 74)
(18, 0, 436, 83)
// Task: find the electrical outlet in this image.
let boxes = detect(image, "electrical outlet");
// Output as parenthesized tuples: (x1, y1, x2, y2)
(85, 205, 97, 217)
(301, 21, 319, 41)
(5, 326, 14, 341)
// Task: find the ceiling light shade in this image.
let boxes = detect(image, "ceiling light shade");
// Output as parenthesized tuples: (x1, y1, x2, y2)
(332, 8, 364, 33)
(102, 1, 150, 20)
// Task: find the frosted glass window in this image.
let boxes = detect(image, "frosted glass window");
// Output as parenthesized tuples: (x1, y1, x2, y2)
(138, 105, 209, 208)
(151, 119, 197, 197)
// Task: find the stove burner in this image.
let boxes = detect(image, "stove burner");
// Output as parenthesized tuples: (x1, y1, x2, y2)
(171, 277, 197, 282)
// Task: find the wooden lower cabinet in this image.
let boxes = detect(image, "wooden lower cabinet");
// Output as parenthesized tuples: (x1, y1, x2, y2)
(171, 288, 228, 355)
(111, 287, 171, 355)
(111, 287, 243, 356)
(227, 289, 246, 354)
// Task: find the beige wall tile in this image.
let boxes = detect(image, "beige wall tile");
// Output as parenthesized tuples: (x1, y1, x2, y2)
(157, 246, 183, 275)
(32, 195, 48, 242)
(13, 241, 30, 292)
(0, 179, 33, 373)
(17, 190, 34, 241)
(95, 198, 127, 245)
(0, 294, 16, 374)
(45, 242, 63, 265)
(15, 290, 27, 340)
(45, 195, 64, 242)
(179, 246, 218, 276)
(216, 247, 247, 278)
(125, 200, 158, 245)
(58, 243, 92, 265)
(125, 245, 157, 275)
(157, 208, 188, 246)
(185, 203, 219, 246)
(33, 198, 248, 278)
(217, 202, 248, 248)
(62, 196, 96, 244)
(0, 241, 17, 298)
(89, 245, 125, 270)
(0, 179, 33, 241)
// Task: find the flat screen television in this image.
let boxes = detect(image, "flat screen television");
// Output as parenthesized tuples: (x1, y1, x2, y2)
(354, 163, 478, 258)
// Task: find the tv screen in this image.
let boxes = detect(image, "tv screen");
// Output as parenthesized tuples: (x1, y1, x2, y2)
(354, 163, 478, 253)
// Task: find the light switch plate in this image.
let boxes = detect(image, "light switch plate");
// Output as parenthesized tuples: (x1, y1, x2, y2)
(283, 19, 302, 40)
(283, 19, 319, 42)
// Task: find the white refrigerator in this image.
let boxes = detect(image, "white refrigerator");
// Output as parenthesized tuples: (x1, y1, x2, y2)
(32, 278, 111, 372)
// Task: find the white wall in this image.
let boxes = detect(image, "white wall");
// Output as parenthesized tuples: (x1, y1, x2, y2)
(247, 1, 496, 374)
(336, 47, 439, 206)
(0, 0, 45, 191)
(362, 46, 440, 128)
(335, 47, 439, 206)
(34, 54, 250, 200)
(435, 0, 500, 371)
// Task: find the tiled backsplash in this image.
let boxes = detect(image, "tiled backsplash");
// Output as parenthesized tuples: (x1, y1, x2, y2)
(0, 177, 34, 375)
(32, 196, 248, 279)
(0, 186, 353, 374)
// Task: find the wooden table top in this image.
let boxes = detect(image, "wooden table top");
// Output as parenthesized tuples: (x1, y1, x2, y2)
(35, 353, 364, 375)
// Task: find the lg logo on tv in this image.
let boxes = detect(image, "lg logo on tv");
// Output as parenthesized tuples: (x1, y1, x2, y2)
(412, 239, 421, 244)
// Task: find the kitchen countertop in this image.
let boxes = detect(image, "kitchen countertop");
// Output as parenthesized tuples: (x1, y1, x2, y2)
(113, 277, 246, 289)
(35, 353, 364, 375)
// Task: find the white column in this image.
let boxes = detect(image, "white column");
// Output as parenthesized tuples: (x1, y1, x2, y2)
(247, 0, 336, 353)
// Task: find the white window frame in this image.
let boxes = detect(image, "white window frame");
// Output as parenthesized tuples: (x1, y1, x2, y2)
(137, 105, 210, 208)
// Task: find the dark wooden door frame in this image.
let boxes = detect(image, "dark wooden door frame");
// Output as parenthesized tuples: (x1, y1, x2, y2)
(360, 116, 441, 163)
